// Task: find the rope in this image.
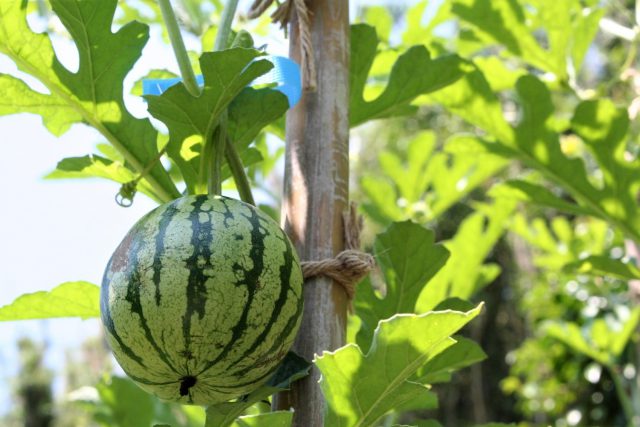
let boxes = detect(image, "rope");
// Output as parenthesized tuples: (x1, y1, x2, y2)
(247, 0, 317, 91)
(300, 204, 375, 308)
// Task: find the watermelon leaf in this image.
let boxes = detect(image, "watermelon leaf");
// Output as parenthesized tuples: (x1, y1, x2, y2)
(426, 61, 513, 144)
(431, 67, 640, 242)
(230, 412, 293, 427)
(450, 0, 602, 79)
(0, 282, 99, 321)
(95, 376, 154, 427)
(414, 336, 487, 384)
(416, 198, 515, 312)
(0, 0, 180, 203)
(349, 24, 466, 127)
(354, 221, 450, 349)
(205, 352, 310, 427)
(315, 306, 483, 427)
(360, 132, 509, 225)
(145, 49, 288, 194)
(546, 307, 640, 366)
(45, 155, 159, 201)
(564, 255, 640, 280)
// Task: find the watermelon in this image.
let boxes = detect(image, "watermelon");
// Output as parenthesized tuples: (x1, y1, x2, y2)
(100, 195, 303, 405)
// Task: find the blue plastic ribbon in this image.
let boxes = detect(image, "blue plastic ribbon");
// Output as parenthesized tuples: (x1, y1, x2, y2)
(142, 55, 302, 108)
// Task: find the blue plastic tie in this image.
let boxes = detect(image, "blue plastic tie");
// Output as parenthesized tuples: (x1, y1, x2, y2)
(142, 55, 302, 108)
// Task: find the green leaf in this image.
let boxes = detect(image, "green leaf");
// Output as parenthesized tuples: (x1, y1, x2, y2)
(231, 412, 292, 427)
(45, 154, 158, 201)
(363, 6, 393, 43)
(507, 79, 640, 241)
(0, 0, 180, 203)
(355, 221, 450, 349)
(94, 376, 154, 427)
(571, 99, 640, 236)
(442, 72, 640, 242)
(473, 56, 526, 92)
(227, 87, 289, 151)
(205, 352, 310, 427)
(432, 298, 477, 312)
(490, 180, 597, 218)
(416, 199, 515, 312)
(565, 255, 640, 280)
(0, 282, 99, 321)
(451, 0, 568, 80)
(350, 24, 466, 127)
(145, 49, 287, 193)
(415, 336, 487, 384)
(426, 61, 513, 144)
(545, 308, 640, 366)
(361, 133, 508, 226)
(0, 74, 81, 136)
(316, 306, 483, 427)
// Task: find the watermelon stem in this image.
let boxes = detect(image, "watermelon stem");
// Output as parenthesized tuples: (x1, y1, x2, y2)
(214, 0, 241, 51)
(225, 137, 256, 205)
(208, 113, 227, 196)
(157, 0, 201, 97)
(207, 0, 256, 205)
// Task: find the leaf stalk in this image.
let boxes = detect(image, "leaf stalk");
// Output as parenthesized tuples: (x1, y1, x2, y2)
(158, 0, 201, 97)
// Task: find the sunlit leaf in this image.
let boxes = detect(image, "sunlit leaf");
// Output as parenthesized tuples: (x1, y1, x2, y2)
(546, 307, 640, 366)
(45, 154, 158, 201)
(350, 24, 466, 127)
(414, 336, 487, 384)
(316, 306, 483, 427)
(417, 199, 516, 312)
(565, 256, 640, 280)
(145, 49, 288, 193)
(355, 221, 450, 349)
(0, 0, 180, 203)
(0, 282, 99, 321)
(361, 133, 508, 225)
(231, 412, 292, 427)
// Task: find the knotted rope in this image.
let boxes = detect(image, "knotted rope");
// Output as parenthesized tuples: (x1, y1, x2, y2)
(247, 0, 317, 91)
(300, 204, 375, 308)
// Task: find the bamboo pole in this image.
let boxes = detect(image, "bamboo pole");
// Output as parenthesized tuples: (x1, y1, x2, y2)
(273, 1, 350, 425)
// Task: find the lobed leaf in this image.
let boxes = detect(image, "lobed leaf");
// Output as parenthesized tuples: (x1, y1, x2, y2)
(355, 221, 450, 349)
(350, 24, 466, 127)
(145, 49, 288, 194)
(0, 282, 99, 321)
(316, 306, 483, 427)
(416, 198, 516, 312)
(0, 0, 180, 202)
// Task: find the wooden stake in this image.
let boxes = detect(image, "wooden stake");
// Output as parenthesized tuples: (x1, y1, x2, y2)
(273, 1, 350, 425)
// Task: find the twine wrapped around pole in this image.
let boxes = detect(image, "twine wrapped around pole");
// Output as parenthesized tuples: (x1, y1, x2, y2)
(300, 204, 375, 310)
(247, 0, 317, 91)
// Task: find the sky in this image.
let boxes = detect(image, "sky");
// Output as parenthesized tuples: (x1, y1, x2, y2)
(0, 0, 426, 416)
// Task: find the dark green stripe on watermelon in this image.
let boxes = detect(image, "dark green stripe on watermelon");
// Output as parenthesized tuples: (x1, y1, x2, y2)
(182, 196, 213, 364)
(101, 232, 149, 369)
(196, 198, 266, 376)
(227, 225, 303, 377)
(152, 202, 179, 306)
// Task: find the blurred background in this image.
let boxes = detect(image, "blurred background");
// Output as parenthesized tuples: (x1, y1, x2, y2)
(1, 0, 640, 426)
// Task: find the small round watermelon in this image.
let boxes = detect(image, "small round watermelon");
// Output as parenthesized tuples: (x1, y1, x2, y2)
(100, 195, 303, 405)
